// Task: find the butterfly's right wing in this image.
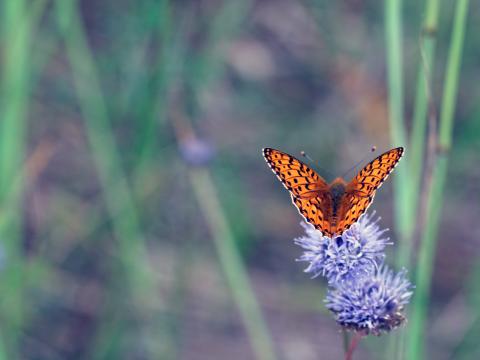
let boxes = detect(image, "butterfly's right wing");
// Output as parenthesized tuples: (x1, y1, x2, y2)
(337, 147, 404, 233)
(263, 148, 333, 236)
(350, 147, 404, 196)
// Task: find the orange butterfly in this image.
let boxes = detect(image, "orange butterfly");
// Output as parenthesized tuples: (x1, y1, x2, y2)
(263, 147, 404, 237)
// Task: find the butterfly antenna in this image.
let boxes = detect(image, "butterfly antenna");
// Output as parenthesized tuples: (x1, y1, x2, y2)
(341, 146, 377, 178)
(300, 150, 335, 179)
(300, 150, 315, 163)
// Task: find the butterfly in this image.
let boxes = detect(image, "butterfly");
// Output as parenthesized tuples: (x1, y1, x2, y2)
(263, 147, 404, 237)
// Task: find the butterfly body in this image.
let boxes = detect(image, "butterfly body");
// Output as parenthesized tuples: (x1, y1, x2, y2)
(263, 147, 404, 237)
(329, 178, 347, 218)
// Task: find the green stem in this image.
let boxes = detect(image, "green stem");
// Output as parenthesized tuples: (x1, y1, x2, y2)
(133, 0, 172, 176)
(0, 0, 47, 355)
(384, 0, 413, 266)
(189, 168, 276, 360)
(408, 1, 470, 359)
(409, 0, 440, 229)
(55, 0, 153, 290)
(451, 262, 480, 358)
(54, 0, 160, 357)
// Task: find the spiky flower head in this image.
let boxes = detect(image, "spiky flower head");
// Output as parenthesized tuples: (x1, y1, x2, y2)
(325, 265, 413, 335)
(294, 212, 391, 284)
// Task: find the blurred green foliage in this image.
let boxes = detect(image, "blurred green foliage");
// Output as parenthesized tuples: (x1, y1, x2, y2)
(0, 0, 478, 359)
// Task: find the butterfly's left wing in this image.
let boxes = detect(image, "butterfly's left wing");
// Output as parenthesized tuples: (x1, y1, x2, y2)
(336, 147, 404, 234)
(263, 148, 333, 235)
(292, 194, 334, 237)
(262, 148, 328, 198)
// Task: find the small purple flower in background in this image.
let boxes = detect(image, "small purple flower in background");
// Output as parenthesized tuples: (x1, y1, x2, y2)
(178, 135, 214, 166)
(325, 265, 413, 335)
(294, 212, 391, 284)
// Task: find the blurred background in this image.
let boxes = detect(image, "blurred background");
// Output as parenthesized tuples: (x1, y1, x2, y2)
(0, 0, 479, 359)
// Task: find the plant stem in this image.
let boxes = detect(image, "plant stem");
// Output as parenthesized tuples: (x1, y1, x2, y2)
(342, 329, 351, 355)
(390, 6, 438, 360)
(451, 261, 480, 358)
(172, 92, 275, 360)
(385, 0, 413, 267)
(55, 0, 154, 290)
(408, 1, 470, 359)
(133, 0, 172, 177)
(386, 2, 439, 359)
(54, 0, 161, 357)
(345, 331, 364, 360)
(409, 0, 440, 227)
(188, 168, 276, 360)
(0, 0, 47, 355)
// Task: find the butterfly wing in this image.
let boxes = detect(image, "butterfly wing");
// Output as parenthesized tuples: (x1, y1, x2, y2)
(292, 195, 333, 237)
(336, 147, 404, 234)
(263, 148, 327, 197)
(335, 193, 372, 235)
(263, 148, 333, 235)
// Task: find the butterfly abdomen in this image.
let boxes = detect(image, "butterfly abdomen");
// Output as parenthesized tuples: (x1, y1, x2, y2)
(329, 179, 347, 220)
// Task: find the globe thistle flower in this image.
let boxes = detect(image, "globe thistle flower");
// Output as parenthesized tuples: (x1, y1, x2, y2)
(325, 265, 413, 335)
(294, 212, 391, 284)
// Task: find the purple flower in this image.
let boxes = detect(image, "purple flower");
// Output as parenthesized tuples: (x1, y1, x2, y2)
(325, 265, 413, 335)
(179, 136, 214, 166)
(294, 212, 391, 284)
